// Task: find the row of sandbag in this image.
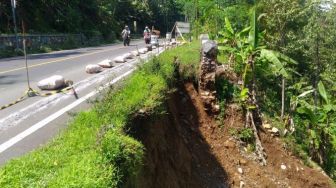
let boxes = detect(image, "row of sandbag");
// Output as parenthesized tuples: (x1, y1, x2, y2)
(86, 49, 144, 74)
(37, 47, 156, 90)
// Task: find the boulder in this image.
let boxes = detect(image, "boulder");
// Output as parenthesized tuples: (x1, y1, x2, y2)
(86, 64, 103, 74)
(37, 75, 66, 90)
(202, 40, 218, 58)
(98, 59, 113, 68)
(113, 56, 126, 63)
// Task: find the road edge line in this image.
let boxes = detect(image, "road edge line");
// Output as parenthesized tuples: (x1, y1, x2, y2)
(0, 68, 135, 154)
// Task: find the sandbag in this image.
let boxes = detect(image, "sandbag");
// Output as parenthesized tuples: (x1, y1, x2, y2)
(138, 48, 148, 54)
(130, 50, 140, 56)
(122, 52, 134, 59)
(98, 59, 113, 68)
(146, 46, 153, 51)
(170, 41, 176, 46)
(38, 75, 66, 90)
(86, 64, 103, 74)
(113, 56, 126, 63)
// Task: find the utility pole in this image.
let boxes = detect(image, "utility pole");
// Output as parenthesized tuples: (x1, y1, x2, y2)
(10, 0, 19, 50)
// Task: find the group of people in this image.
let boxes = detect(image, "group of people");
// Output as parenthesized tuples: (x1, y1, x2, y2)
(121, 25, 152, 46)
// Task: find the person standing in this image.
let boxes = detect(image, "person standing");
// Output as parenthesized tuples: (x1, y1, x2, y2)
(121, 25, 131, 46)
(143, 26, 151, 44)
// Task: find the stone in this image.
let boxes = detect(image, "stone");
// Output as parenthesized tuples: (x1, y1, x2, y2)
(224, 140, 235, 148)
(238, 167, 243, 174)
(270, 127, 279, 134)
(240, 181, 245, 188)
(239, 159, 248, 165)
(281, 164, 287, 170)
(202, 40, 218, 58)
(214, 105, 220, 111)
(263, 123, 272, 129)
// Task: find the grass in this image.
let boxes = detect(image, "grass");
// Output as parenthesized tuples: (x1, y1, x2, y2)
(0, 41, 200, 187)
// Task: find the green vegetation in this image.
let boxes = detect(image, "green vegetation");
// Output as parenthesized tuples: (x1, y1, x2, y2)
(185, 0, 336, 180)
(0, 0, 183, 37)
(1, 0, 336, 184)
(0, 42, 200, 187)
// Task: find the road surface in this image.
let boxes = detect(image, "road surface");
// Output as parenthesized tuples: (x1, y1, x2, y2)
(0, 40, 163, 165)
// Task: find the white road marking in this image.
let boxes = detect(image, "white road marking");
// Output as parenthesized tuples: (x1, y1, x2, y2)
(0, 69, 135, 154)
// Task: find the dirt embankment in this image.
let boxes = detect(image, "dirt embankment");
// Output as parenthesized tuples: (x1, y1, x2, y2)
(128, 82, 334, 188)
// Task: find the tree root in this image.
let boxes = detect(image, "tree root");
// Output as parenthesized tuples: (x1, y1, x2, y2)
(247, 110, 267, 166)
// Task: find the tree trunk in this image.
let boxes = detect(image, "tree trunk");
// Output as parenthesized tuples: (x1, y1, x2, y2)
(313, 35, 320, 111)
(281, 76, 285, 119)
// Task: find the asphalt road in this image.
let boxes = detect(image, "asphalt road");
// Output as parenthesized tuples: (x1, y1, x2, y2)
(0, 40, 163, 165)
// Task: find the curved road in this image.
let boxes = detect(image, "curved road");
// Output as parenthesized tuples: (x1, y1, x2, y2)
(0, 40, 162, 165)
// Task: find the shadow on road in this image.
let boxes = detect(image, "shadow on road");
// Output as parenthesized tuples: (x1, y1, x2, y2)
(0, 75, 19, 85)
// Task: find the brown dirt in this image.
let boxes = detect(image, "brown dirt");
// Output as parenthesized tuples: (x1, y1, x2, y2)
(129, 82, 335, 188)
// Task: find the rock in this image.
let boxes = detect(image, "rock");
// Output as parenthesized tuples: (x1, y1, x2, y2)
(240, 181, 245, 188)
(202, 40, 218, 58)
(239, 159, 248, 165)
(281, 164, 287, 170)
(238, 167, 243, 174)
(269, 127, 279, 134)
(224, 140, 235, 148)
(263, 123, 272, 129)
(214, 104, 220, 111)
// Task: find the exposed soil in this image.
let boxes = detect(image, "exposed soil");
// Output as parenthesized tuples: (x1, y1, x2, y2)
(129, 82, 335, 188)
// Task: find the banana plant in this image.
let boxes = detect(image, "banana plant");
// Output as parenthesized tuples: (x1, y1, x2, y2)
(295, 81, 336, 165)
(260, 49, 298, 119)
(217, 17, 251, 68)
